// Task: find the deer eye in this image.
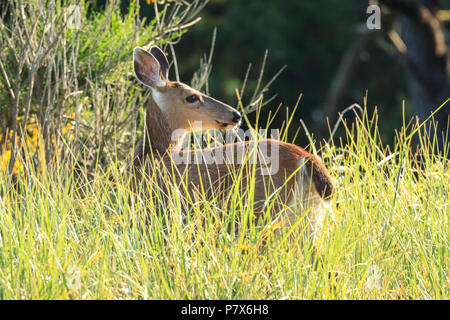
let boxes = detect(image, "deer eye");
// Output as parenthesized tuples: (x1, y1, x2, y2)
(185, 95, 199, 103)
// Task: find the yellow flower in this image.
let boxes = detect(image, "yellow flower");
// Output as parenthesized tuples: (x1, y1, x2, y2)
(0, 150, 11, 171)
(12, 159, 24, 175)
(0, 149, 24, 174)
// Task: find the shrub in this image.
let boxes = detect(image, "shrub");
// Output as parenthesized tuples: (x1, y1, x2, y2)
(0, 0, 205, 173)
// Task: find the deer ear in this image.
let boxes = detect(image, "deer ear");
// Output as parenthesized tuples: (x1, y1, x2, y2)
(133, 47, 165, 88)
(150, 46, 169, 80)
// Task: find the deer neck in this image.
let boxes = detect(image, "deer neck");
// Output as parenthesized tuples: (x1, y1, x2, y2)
(141, 95, 185, 157)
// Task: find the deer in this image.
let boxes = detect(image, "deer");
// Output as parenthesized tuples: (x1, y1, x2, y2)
(132, 46, 335, 242)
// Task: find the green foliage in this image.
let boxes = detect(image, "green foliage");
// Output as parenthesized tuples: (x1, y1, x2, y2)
(73, 0, 153, 81)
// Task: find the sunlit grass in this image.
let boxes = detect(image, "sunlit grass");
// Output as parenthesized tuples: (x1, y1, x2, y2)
(0, 103, 448, 299)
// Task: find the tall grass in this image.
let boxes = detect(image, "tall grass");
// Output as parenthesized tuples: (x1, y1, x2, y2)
(0, 100, 448, 299)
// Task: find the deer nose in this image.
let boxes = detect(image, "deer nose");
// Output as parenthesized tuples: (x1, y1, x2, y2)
(232, 111, 241, 123)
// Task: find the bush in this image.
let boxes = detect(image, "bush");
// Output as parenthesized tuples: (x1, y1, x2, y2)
(0, 0, 204, 173)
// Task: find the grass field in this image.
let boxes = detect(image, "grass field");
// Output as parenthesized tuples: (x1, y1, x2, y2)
(0, 104, 448, 300)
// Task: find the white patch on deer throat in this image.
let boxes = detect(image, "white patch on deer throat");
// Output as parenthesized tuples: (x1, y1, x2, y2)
(151, 87, 166, 111)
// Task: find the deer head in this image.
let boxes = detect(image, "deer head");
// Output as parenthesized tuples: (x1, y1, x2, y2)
(133, 46, 241, 133)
